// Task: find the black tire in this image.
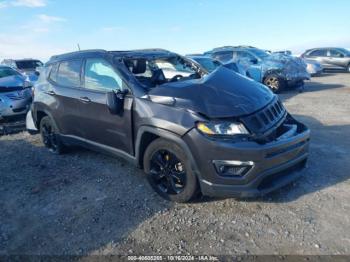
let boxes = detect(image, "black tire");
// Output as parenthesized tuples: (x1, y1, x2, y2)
(347, 64, 350, 73)
(40, 116, 66, 154)
(263, 74, 285, 93)
(143, 138, 199, 202)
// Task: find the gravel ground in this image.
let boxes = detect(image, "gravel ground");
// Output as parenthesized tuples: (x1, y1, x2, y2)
(0, 73, 350, 256)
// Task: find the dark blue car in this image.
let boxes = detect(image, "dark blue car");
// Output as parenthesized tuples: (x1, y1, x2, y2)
(186, 54, 246, 76)
(205, 46, 310, 93)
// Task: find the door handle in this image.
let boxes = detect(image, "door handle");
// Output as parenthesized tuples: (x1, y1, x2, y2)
(79, 96, 91, 103)
(44, 90, 56, 95)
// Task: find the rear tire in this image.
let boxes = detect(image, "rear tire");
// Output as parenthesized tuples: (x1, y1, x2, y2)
(143, 138, 199, 202)
(263, 74, 285, 93)
(40, 116, 66, 154)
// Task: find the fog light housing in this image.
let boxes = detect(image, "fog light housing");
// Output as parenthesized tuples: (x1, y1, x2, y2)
(213, 160, 254, 177)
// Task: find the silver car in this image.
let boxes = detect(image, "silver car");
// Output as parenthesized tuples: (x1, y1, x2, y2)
(301, 48, 350, 73)
(0, 66, 33, 122)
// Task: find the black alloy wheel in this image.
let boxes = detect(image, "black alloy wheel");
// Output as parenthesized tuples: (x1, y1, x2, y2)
(149, 149, 186, 195)
(143, 138, 199, 202)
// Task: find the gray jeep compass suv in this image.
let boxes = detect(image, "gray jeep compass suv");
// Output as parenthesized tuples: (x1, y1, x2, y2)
(30, 49, 310, 202)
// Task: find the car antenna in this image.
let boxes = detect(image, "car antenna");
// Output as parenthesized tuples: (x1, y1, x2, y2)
(77, 43, 81, 51)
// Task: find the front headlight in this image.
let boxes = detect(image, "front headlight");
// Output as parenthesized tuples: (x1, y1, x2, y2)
(196, 121, 249, 136)
(23, 81, 33, 88)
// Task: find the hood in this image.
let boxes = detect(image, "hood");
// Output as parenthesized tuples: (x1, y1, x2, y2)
(263, 53, 306, 68)
(147, 67, 274, 118)
(0, 74, 26, 92)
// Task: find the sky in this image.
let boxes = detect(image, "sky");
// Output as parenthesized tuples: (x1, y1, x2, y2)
(0, 0, 349, 62)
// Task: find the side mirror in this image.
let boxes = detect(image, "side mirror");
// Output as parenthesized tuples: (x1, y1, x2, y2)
(34, 71, 40, 76)
(106, 89, 128, 115)
(250, 58, 258, 64)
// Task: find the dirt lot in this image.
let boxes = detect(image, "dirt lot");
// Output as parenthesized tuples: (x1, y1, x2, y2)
(1, 73, 350, 256)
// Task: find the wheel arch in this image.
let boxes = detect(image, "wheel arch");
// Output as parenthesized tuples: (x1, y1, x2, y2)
(135, 126, 200, 177)
(262, 69, 285, 82)
(33, 106, 59, 132)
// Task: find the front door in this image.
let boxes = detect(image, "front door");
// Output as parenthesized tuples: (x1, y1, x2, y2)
(77, 57, 133, 155)
(327, 49, 347, 69)
(50, 59, 85, 138)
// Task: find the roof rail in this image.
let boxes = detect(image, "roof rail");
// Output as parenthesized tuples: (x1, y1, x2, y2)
(186, 53, 203, 56)
(112, 48, 170, 53)
(49, 49, 107, 61)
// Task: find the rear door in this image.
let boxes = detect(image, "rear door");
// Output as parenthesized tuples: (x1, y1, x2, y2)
(77, 57, 134, 155)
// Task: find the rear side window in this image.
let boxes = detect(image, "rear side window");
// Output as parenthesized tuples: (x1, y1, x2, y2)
(309, 49, 327, 57)
(15, 60, 43, 70)
(56, 59, 82, 87)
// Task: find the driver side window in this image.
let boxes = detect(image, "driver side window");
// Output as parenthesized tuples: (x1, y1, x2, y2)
(84, 58, 124, 92)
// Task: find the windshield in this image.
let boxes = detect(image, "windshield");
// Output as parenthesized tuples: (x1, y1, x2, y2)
(15, 60, 43, 70)
(249, 49, 270, 59)
(0, 67, 21, 79)
(124, 55, 203, 89)
(193, 57, 221, 72)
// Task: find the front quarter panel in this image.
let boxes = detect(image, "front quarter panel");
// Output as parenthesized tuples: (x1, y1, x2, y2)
(133, 97, 203, 137)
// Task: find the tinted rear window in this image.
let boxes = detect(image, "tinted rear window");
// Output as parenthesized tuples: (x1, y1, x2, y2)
(15, 60, 43, 70)
(56, 60, 82, 87)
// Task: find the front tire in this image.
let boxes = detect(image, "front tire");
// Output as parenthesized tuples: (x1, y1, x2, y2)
(143, 138, 199, 202)
(264, 74, 285, 93)
(40, 116, 66, 154)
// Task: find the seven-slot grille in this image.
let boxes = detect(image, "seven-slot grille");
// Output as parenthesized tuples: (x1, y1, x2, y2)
(241, 97, 286, 135)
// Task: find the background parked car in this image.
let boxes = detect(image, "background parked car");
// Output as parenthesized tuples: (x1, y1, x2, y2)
(205, 46, 310, 93)
(301, 47, 350, 73)
(1, 58, 43, 82)
(0, 65, 33, 123)
(274, 50, 292, 56)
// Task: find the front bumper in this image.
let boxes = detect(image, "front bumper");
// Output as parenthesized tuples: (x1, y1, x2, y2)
(183, 119, 310, 198)
(284, 70, 310, 87)
(0, 91, 32, 122)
